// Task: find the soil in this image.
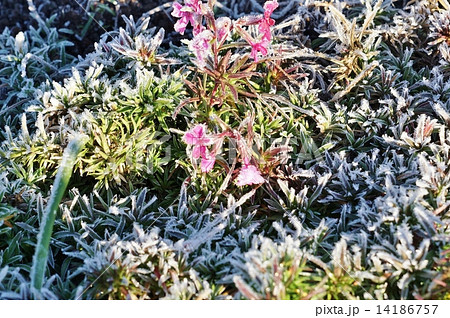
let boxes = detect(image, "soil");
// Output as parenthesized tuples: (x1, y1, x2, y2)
(0, 0, 179, 56)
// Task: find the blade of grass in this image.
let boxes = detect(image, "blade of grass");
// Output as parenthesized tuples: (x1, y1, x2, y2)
(30, 134, 88, 292)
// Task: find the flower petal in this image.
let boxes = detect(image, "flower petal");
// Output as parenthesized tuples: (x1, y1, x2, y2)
(183, 132, 196, 145)
(192, 145, 206, 159)
(192, 124, 206, 138)
(174, 19, 188, 35)
(172, 2, 183, 17)
(201, 156, 216, 173)
(264, 0, 279, 19)
(236, 165, 265, 186)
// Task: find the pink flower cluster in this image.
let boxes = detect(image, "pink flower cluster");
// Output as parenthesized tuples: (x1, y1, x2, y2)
(171, 0, 278, 65)
(260, 0, 278, 41)
(172, 0, 204, 35)
(172, 2, 234, 68)
(183, 125, 265, 186)
(183, 124, 215, 173)
(249, 0, 279, 61)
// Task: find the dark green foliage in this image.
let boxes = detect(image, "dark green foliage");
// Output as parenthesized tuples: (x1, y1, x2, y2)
(0, 0, 449, 300)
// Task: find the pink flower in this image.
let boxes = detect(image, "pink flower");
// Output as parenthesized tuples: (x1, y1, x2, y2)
(259, 0, 278, 41)
(258, 18, 274, 42)
(236, 164, 265, 186)
(249, 40, 269, 61)
(172, 0, 204, 35)
(264, 0, 279, 20)
(189, 30, 213, 67)
(200, 155, 216, 173)
(216, 17, 232, 43)
(172, 2, 189, 34)
(238, 0, 278, 61)
(183, 124, 211, 159)
(183, 124, 216, 172)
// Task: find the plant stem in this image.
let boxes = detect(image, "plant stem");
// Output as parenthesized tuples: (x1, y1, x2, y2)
(30, 134, 88, 292)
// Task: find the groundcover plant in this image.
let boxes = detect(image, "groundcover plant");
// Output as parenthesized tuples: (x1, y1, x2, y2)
(0, 0, 449, 300)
